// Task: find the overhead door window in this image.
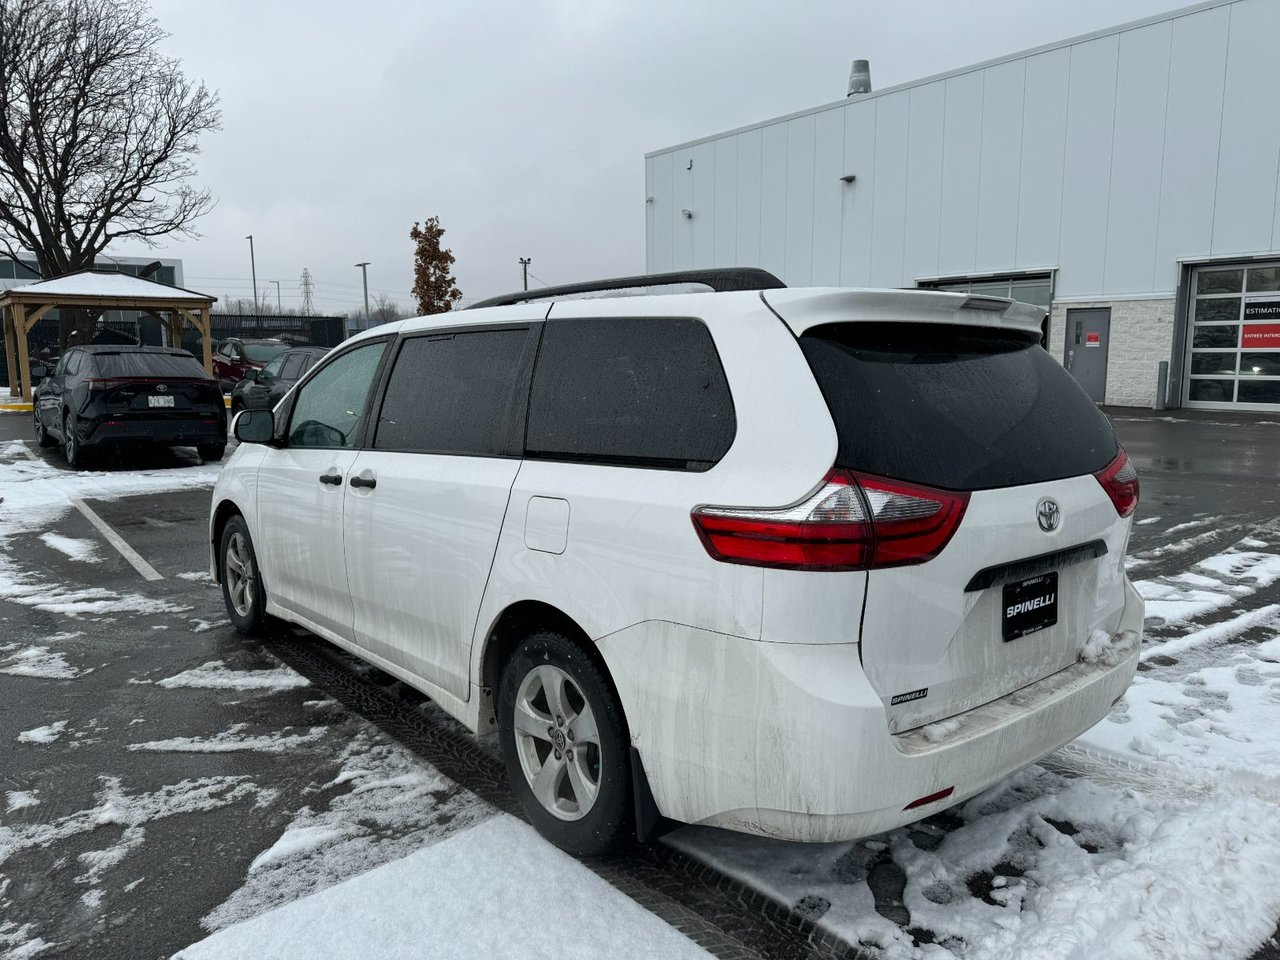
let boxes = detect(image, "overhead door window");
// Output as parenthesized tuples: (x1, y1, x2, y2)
(373, 328, 534, 456)
(1188, 263, 1280, 409)
(525, 316, 735, 471)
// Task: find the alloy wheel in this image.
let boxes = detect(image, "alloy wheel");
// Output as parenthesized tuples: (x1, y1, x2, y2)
(224, 531, 256, 618)
(512, 665, 602, 821)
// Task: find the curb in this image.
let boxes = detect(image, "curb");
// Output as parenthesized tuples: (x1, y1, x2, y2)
(1, 397, 232, 413)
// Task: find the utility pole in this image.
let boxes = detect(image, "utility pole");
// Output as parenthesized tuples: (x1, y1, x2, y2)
(299, 268, 315, 314)
(354, 262, 371, 323)
(269, 280, 281, 312)
(245, 235, 259, 313)
(518, 257, 531, 291)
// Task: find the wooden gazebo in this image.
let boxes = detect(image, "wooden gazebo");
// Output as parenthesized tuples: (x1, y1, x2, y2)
(1, 270, 217, 401)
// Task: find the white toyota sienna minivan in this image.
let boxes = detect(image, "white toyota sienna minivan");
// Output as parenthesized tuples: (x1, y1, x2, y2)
(210, 270, 1143, 855)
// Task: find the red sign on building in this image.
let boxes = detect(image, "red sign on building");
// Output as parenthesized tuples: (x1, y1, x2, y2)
(1241, 324, 1280, 349)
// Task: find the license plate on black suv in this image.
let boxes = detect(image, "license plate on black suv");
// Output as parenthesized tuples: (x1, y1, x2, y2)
(1002, 571, 1058, 641)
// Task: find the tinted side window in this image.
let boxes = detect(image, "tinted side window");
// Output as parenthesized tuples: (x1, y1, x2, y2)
(525, 316, 735, 470)
(288, 340, 388, 448)
(374, 328, 533, 456)
(280, 354, 306, 379)
(799, 323, 1118, 490)
(66, 351, 82, 376)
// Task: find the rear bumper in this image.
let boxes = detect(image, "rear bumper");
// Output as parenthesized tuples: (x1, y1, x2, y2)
(86, 416, 226, 446)
(599, 578, 1143, 843)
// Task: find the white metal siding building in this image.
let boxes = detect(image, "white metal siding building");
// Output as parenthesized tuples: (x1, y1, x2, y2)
(644, 0, 1280, 411)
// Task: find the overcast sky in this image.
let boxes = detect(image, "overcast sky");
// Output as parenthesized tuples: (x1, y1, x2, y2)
(115, 0, 1192, 315)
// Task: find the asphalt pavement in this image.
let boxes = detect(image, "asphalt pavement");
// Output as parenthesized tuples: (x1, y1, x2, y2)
(1, 406, 1278, 960)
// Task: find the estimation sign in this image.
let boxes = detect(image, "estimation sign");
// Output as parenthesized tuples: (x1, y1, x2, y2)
(1243, 301, 1280, 321)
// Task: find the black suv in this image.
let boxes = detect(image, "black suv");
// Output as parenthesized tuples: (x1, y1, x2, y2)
(33, 345, 227, 467)
(228, 346, 328, 416)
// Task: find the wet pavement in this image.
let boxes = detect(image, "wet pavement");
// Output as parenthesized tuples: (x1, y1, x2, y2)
(1, 407, 1278, 960)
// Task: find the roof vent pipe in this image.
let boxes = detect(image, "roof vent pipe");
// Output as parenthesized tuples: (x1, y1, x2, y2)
(847, 59, 871, 97)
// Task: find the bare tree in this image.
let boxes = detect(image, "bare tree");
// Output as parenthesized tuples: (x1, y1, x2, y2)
(410, 217, 462, 315)
(369, 293, 404, 325)
(0, 0, 220, 290)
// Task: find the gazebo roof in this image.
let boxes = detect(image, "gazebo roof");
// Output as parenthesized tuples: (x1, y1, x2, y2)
(0, 269, 214, 303)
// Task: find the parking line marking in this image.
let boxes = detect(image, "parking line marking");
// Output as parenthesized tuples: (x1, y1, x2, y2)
(17, 441, 164, 581)
(70, 498, 164, 581)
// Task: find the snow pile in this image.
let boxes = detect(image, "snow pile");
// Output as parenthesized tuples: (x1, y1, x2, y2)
(0, 646, 87, 680)
(1080, 628, 1140, 666)
(176, 816, 710, 960)
(200, 732, 490, 932)
(129, 724, 326, 754)
(4, 791, 39, 813)
(151, 660, 310, 693)
(38, 532, 99, 563)
(177, 571, 213, 583)
(17, 720, 69, 744)
(668, 766, 1280, 960)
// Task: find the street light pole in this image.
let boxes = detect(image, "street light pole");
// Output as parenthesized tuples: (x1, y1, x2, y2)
(354, 262, 371, 324)
(269, 280, 282, 312)
(245, 235, 259, 313)
(519, 257, 531, 291)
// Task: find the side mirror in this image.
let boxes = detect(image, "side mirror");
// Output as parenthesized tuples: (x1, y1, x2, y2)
(233, 408, 274, 444)
(242, 368, 259, 381)
(29, 365, 49, 380)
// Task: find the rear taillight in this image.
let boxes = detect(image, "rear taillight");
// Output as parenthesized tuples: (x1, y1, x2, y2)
(1094, 448, 1139, 517)
(84, 378, 128, 390)
(691, 469, 969, 572)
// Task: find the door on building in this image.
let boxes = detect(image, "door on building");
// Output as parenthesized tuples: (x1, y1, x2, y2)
(1064, 308, 1110, 403)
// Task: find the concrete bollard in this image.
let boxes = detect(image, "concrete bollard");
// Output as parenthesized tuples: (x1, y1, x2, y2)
(1155, 361, 1168, 411)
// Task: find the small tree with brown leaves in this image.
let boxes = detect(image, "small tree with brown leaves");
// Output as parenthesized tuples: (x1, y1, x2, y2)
(409, 217, 461, 316)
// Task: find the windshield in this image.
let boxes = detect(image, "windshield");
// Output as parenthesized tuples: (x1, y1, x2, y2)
(799, 323, 1118, 490)
(244, 342, 288, 362)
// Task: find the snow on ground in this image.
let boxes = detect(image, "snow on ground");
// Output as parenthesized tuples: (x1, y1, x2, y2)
(16, 720, 68, 744)
(199, 731, 490, 932)
(176, 815, 709, 960)
(177, 571, 213, 583)
(37, 532, 99, 563)
(4, 791, 39, 813)
(0, 645, 87, 679)
(149, 660, 311, 692)
(667, 767, 1280, 960)
(128, 723, 327, 754)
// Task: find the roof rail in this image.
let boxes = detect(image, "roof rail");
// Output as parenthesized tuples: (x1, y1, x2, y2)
(467, 268, 786, 310)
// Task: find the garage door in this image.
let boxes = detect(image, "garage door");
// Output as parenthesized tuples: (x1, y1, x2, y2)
(1186, 262, 1280, 411)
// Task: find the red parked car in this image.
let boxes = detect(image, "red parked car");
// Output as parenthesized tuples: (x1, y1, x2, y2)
(212, 338, 289, 391)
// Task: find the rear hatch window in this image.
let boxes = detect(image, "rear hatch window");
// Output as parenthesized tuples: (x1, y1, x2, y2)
(94, 351, 210, 379)
(798, 323, 1117, 490)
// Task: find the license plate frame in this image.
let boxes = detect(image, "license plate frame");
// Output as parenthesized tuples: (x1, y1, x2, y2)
(1002, 571, 1058, 642)
(147, 395, 175, 408)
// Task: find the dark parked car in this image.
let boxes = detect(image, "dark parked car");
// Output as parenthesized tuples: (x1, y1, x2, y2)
(212, 338, 289, 391)
(32, 345, 227, 467)
(229, 346, 328, 415)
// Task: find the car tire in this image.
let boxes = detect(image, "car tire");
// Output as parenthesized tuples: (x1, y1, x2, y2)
(219, 515, 268, 636)
(498, 630, 631, 857)
(62, 411, 87, 468)
(199, 443, 226, 463)
(34, 409, 55, 447)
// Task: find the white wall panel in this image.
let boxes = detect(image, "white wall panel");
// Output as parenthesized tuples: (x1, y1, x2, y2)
(1016, 49, 1070, 269)
(712, 137, 738, 267)
(1154, 5, 1229, 291)
(691, 141, 717, 268)
(735, 129, 763, 268)
(1104, 22, 1172, 295)
(760, 124, 789, 278)
(870, 91, 910, 286)
(1213, 0, 1280, 255)
(672, 147, 694, 270)
(938, 72, 983, 276)
(1057, 35, 1119, 297)
(811, 108, 845, 285)
(975, 60, 1025, 273)
(650, 152, 674, 273)
(839, 99, 876, 285)
(903, 81, 945, 283)
(784, 115, 817, 285)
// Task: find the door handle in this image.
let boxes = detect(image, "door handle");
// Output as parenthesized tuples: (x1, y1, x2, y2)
(319, 472, 342, 485)
(349, 475, 377, 489)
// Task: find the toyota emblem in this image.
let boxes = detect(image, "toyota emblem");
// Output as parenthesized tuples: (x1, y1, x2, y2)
(1037, 498, 1061, 533)
(155, 384, 168, 392)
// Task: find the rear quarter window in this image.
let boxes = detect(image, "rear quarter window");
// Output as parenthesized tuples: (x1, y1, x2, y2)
(525, 316, 735, 470)
(799, 323, 1117, 490)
